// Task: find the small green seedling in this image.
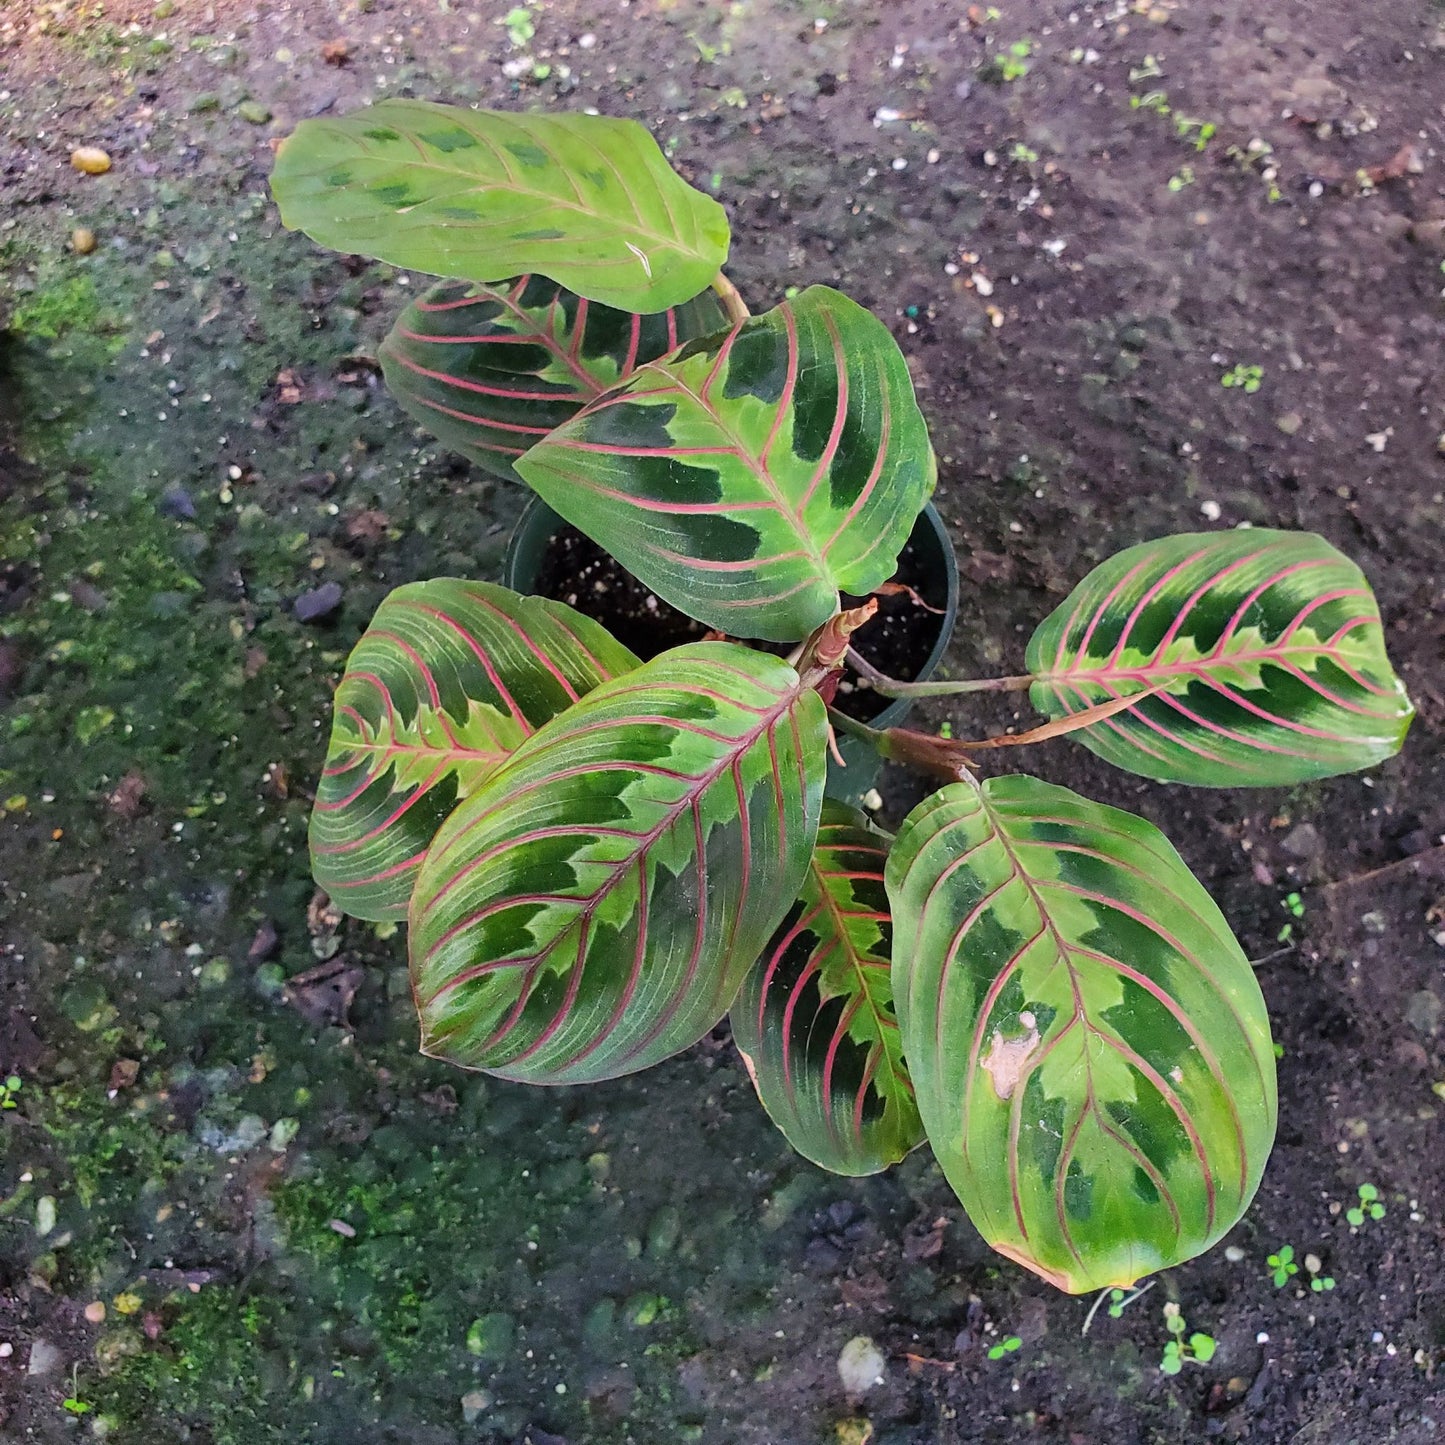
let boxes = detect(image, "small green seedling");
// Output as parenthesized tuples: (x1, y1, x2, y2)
(1267, 1244, 1299, 1288)
(61, 1367, 91, 1416)
(987, 1334, 1023, 1360)
(1009, 142, 1040, 164)
(1277, 890, 1305, 942)
(501, 5, 535, 47)
(1167, 166, 1195, 192)
(988, 38, 1035, 83)
(1130, 89, 1170, 114)
(0, 1075, 22, 1109)
(1346, 1184, 1385, 1227)
(1160, 1302, 1216, 1375)
(1081, 1278, 1155, 1335)
(1221, 363, 1264, 393)
(1175, 116, 1217, 151)
(1303, 1253, 1336, 1292)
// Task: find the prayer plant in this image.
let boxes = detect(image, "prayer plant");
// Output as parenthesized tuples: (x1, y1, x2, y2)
(270, 101, 1413, 1293)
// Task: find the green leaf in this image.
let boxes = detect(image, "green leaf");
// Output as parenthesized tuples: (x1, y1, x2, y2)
(409, 642, 828, 1084)
(310, 580, 639, 922)
(886, 775, 1277, 1294)
(731, 803, 924, 1176)
(380, 276, 725, 483)
(270, 101, 730, 311)
(1024, 530, 1412, 786)
(515, 285, 937, 641)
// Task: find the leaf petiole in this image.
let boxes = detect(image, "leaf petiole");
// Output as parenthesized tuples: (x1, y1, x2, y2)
(711, 271, 750, 325)
(845, 648, 1034, 697)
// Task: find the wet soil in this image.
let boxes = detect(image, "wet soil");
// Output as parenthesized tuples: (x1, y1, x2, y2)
(1, 2, 1443, 1444)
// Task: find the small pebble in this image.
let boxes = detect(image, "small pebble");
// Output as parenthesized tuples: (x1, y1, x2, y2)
(1256, 1331, 1270, 1345)
(26, 1339, 63, 1377)
(838, 1335, 887, 1395)
(71, 227, 97, 254)
(861, 789, 883, 811)
(84, 1301, 106, 1324)
(294, 581, 344, 624)
(70, 146, 112, 175)
(1224, 1245, 1245, 1262)
(1200, 499, 1223, 521)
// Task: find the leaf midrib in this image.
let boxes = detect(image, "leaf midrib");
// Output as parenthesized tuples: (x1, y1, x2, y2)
(1036, 634, 1381, 688)
(810, 857, 906, 1098)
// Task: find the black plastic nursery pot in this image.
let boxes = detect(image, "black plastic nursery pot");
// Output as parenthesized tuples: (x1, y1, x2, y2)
(503, 495, 961, 804)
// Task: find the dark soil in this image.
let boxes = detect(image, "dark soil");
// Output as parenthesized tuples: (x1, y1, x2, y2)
(531, 513, 953, 720)
(1, 3, 1443, 1444)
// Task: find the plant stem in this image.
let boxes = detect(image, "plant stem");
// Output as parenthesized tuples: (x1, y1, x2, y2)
(825, 706, 883, 748)
(945, 690, 1153, 751)
(711, 271, 750, 325)
(845, 648, 1034, 698)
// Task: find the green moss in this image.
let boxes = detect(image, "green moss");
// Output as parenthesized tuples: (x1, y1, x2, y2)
(10, 275, 106, 340)
(91, 1289, 286, 1444)
(37, 1082, 181, 1211)
(272, 1148, 527, 1374)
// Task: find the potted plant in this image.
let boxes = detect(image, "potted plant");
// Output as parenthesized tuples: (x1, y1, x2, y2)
(270, 101, 1413, 1293)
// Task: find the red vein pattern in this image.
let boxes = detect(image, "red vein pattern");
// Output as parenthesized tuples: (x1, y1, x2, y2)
(309, 581, 639, 922)
(271, 100, 730, 312)
(380, 276, 727, 484)
(515, 285, 937, 643)
(408, 642, 827, 1085)
(731, 803, 923, 1177)
(885, 775, 1277, 1294)
(1024, 530, 1412, 787)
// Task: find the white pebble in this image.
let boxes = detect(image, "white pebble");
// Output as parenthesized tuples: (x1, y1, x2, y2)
(1200, 499, 1222, 521)
(891, 157, 908, 171)
(578, 32, 596, 48)
(1256, 1331, 1270, 1344)
(838, 1335, 887, 1395)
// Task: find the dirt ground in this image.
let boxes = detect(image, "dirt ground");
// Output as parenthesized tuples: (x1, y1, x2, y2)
(1, 0, 1444, 1441)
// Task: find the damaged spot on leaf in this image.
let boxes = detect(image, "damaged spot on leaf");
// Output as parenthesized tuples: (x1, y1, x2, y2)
(981, 1010, 1041, 1101)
